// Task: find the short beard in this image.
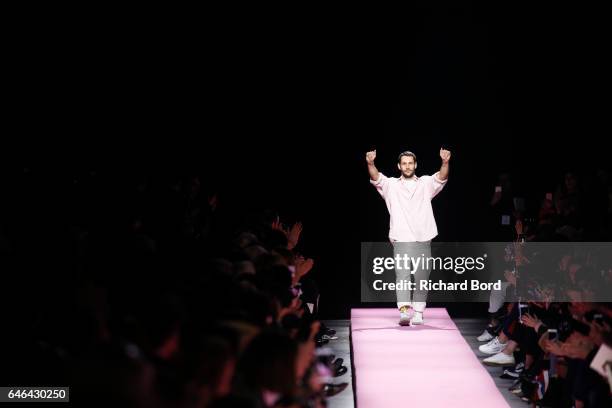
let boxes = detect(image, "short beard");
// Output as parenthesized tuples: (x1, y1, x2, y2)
(401, 170, 415, 179)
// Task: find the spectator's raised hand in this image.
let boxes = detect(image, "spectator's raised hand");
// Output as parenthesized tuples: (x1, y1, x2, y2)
(504, 269, 517, 286)
(208, 193, 218, 211)
(290, 297, 304, 317)
(490, 189, 502, 206)
(512, 243, 530, 265)
(295, 255, 314, 279)
(515, 219, 524, 236)
(521, 313, 541, 329)
(272, 216, 289, 235)
(561, 333, 593, 359)
(287, 222, 303, 250)
(542, 337, 564, 355)
(537, 286, 555, 304)
(588, 318, 611, 346)
(279, 297, 304, 320)
(272, 216, 282, 231)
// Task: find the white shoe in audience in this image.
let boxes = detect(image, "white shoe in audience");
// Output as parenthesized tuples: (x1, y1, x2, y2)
(483, 352, 515, 366)
(477, 329, 494, 342)
(478, 336, 506, 355)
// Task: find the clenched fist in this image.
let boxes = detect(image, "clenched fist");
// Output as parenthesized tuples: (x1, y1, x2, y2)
(440, 148, 451, 163)
(366, 150, 377, 164)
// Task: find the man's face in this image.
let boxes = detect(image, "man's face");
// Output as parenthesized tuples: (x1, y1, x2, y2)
(398, 156, 417, 178)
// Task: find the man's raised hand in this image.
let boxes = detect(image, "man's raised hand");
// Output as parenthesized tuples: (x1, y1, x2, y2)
(440, 148, 451, 163)
(366, 150, 377, 164)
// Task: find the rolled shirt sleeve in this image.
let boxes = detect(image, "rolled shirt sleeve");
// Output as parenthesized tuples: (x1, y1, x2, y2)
(370, 172, 389, 198)
(429, 171, 448, 198)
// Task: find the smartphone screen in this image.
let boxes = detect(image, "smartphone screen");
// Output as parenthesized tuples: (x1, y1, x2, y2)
(519, 303, 528, 319)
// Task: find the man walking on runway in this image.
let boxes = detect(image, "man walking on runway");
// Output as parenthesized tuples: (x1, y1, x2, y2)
(366, 148, 451, 325)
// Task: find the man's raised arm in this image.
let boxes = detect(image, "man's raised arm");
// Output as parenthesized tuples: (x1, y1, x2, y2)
(438, 148, 451, 181)
(366, 150, 380, 181)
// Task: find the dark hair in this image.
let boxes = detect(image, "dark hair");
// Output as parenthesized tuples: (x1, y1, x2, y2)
(398, 151, 417, 164)
(239, 330, 297, 395)
(261, 228, 289, 249)
(256, 265, 294, 307)
(184, 336, 233, 388)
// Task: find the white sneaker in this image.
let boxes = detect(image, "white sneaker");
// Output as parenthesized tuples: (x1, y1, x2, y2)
(322, 334, 338, 340)
(478, 336, 506, 355)
(410, 311, 424, 325)
(477, 329, 494, 342)
(483, 352, 515, 366)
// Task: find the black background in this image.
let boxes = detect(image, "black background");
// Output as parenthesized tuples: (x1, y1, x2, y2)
(2, 2, 609, 319)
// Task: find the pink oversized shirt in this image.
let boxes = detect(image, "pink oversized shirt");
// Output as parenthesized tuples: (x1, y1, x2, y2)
(370, 172, 447, 242)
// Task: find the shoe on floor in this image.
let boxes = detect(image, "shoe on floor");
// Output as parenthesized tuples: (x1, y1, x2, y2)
(324, 382, 348, 397)
(410, 311, 424, 325)
(333, 365, 348, 377)
(477, 328, 494, 342)
(315, 336, 329, 347)
(478, 336, 506, 355)
(508, 378, 523, 394)
(322, 334, 339, 340)
(399, 305, 412, 326)
(320, 323, 336, 337)
(483, 352, 515, 366)
(332, 358, 344, 369)
(500, 368, 520, 379)
(499, 362, 524, 379)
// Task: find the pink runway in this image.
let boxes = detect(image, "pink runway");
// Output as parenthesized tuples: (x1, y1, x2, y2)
(351, 308, 510, 408)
